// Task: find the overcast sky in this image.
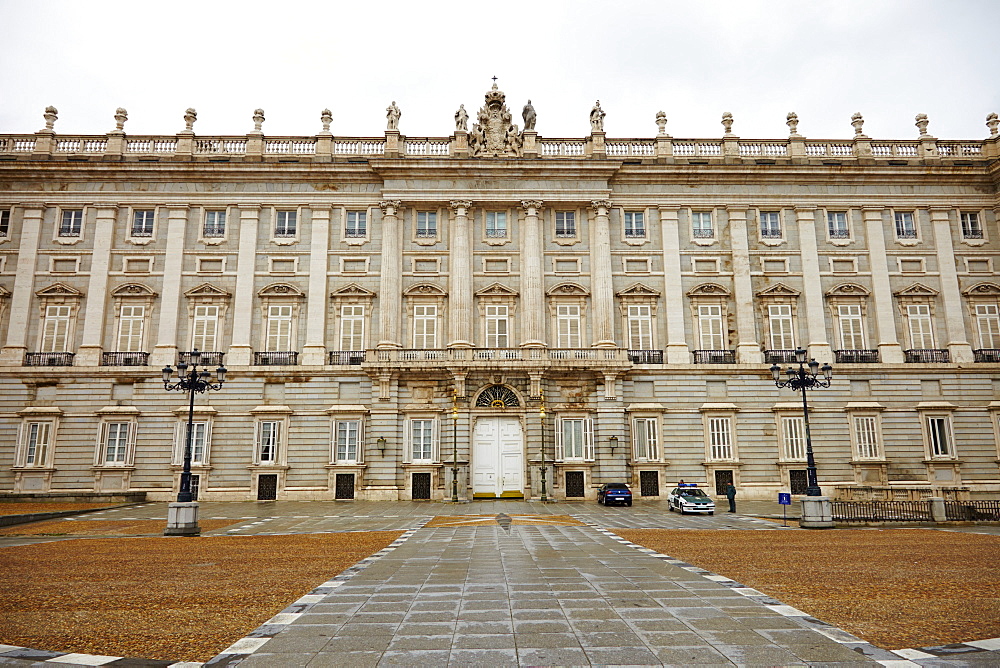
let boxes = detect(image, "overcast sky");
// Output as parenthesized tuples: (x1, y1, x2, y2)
(1, 0, 998, 141)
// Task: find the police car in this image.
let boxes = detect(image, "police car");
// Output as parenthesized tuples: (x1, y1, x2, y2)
(667, 484, 715, 515)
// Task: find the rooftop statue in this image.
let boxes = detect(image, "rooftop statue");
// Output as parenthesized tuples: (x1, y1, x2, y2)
(468, 83, 523, 157)
(522, 100, 536, 132)
(590, 100, 605, 132)
(455, 104, 468, 132)
(386, 101, 401, 131)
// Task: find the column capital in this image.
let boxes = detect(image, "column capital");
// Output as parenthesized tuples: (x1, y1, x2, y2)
(520, 200, 543, 213)
(379, 200, 402, 215)
(590, 199, 612, 213)
(449, 200, 472, 214)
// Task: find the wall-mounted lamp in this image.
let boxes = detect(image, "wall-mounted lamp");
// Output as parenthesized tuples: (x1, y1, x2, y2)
(377, 437, 386, 454)
(609, 435, 619, 455)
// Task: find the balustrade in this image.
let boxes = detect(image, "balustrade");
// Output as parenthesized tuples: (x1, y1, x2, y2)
(606, 141, 655, 157)
(804, 142, 853, 157)
(764, 349, 798, 364)
(178, 351, 224, 366)
(904, 349, 950, 363)
(254, 351, 299, 366)
(693, 350, 736, 364)
(328, 350, 364, 365)
(404, 140, 449, 156)
(540, 141, 585, 156)
(739, 142, 788, 157)
(834, 349, 880, 364)
(973, 349, 1000, 363)
(24, 352, 75, 366)
(334, 140, 385, 155)
(628, 349, 663, 364)
(266, 140, 316, 154)
(101, 352, 150, 366)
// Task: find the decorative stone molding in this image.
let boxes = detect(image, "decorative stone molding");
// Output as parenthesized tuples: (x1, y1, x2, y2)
(379, 200, 402, 215)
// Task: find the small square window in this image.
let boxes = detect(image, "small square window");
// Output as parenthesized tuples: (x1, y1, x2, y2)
(624, 212, 645, 239)
(0, 209, 10, 237)
(827, 212, 849, 239)
(486, 211, 507, 238)
(131, 210, 155, 237)
(895, 212, 916, 239)
(961, 212, 983, 239)
(124, 258, 152, 273)
(555, 211, 576, 237)
(204, 210, 226, 238)
(760, 211, 781, 238)
(416, 212, 437, 238)
(692, 212, 714, 238)
(197, 258, 223, 273)
(346, 210, 367, 238)
(59, 209, 83, 237)
(275, 211, 297, 237)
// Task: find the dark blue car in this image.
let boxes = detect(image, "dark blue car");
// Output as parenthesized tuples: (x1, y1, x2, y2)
(597, 482, 633, 506)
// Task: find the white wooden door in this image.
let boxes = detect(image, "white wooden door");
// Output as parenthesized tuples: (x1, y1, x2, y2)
(499, 419, 523, 495)
(473, 417, 524, 497)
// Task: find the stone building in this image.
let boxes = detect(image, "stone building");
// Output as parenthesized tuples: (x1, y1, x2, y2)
(1, 90, 999, 502)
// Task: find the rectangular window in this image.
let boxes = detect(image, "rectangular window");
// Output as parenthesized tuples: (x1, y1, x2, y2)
(555, 211, 576, 237)
(131, 210, 155, 237)
(926, 416, 951, 457)
(486, 211, 507, 238)
(854, 416, 880, 459)
(266, 305, 293, 351)
(0, 209, 11, 236)
(827, 211, 849, 238)
(485, 305, 509, 348)
(41, 305, 71, 352)
(340, 305, 365, 350)
(556, 305, 581, 348)
(346, 210, 367, 237)
(894, 212, 916, 239)
(961, 212, 982, 239)
(627, 305, 652, 350)
(410, 419, 434, 461)
(116, 305, 145, 352)
(976, 304, 1000, 348)
(178, 422, 208, 465)
(691, 211, 714, 238)
(335, 419, 361, 462)
(416, 211, 437, 238)
(698, 305, 724, 350)
(204, 210, 226, 237)
(907, 304, 934, 348)
(275, 211, 297, 237)
(59, 209, 83, 237)
(413, 305, 437, 349)
(760, 211, 781, 238)
(632, 417, 658, 460)
(558, 418, 593, 460)
(23, 422, 51, 466)
(104, 423, 131, 464)
(708, 417, 733, 460)
(768, 304, 794, 350)
(781, 416, 805, 460)
(838, 304, 865, 349)
(623, 211, 645, 238)
(192, 305, 219, 351)
(258, 421, 280, 463)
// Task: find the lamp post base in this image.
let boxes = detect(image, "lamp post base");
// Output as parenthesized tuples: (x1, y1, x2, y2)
(164, 501, 201, 536)
(799, 496, 834, 529)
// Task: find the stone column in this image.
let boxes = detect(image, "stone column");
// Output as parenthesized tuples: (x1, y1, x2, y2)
(930, 207, 974, 362)
(795, 207, 833, 362)
(376, 200, 402, 349)
(727, 208, 763, 363)
(0, 207, 44, 366)
(659, 207, 690, 363)
(590, 200, 616, 348)
(150, 207, 190, 366)
(862, 207, 904, 363)
(76, 206, 118, 366)
(448, 200, 474, 348)
(300, 207, 331, 365)
(226, 206, 261, 365)
(520, 200, 546, 348)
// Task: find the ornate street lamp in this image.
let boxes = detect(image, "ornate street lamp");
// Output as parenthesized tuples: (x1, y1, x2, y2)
(161, 348, 227, 535)
(539, 398, 548, 502)
(770, 347, 833, 497)
(451, 391, 459, 503)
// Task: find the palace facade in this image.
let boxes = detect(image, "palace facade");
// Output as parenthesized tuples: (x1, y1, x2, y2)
(1, 90, 999, 502)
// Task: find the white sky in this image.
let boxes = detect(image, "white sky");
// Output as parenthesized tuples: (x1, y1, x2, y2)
(1, 0, 998, 141)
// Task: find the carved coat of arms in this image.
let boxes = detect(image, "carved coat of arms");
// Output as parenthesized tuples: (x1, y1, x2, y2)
(469, 84, 523, 158)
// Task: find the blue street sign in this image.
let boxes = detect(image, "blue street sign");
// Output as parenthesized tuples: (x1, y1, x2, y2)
(778, 493, 792, 505)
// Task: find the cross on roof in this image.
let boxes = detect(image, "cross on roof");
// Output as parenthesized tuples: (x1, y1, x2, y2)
(492, 76, 498, 84)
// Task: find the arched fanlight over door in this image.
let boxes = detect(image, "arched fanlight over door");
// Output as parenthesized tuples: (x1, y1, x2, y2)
(475, 385, 520, 408)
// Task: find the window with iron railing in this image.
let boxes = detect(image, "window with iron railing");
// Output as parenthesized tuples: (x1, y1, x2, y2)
(0, 209, 10, 237)
(691, 212, 714, 238)
(486, 211, 507, 238)
(203, 210, 226, 237)
(131, 210, 155, 237)
(961, 212, 983, 239)
(623, 211, 645, 238)
(345, 210, 367, 238)
(59, 209, 83, 237)
(274, 210, 297, 237)
(894, 212, 916, 239)
(416, 211, 437, 238)
(555, 211, 576, 237)
(827, 211, 849, 239)
(759, 211, 781, 238)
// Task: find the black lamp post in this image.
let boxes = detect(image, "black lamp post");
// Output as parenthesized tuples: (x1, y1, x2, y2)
(162, 348, 227, 504)
(538, 398, 548, 502)
(451, 391, 459, 503)
(770, 347, 833, 497)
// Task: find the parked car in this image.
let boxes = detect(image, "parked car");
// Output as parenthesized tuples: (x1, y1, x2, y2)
(597, 482, 633, 506)
(667, 485, 715, 514)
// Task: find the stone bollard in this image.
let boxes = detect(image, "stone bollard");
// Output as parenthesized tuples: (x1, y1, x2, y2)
(929, 497, 947, 523)
(800, 496, 834, 529)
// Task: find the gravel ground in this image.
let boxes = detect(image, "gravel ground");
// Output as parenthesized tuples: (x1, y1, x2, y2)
(0, 503, 118, 516)
(614, 527, 1000, 650)
(0, 519, 239, 536)
(0, 531, 403, 662)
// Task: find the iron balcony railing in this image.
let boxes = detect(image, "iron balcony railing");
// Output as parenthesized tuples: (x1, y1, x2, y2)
(628, 349, 664, 364)
(254, 351, 299, 366)
(24, 352, 75, 366)
(834, 349, 880, 363)
(101, 352, 150, 366)
(832, 501, 933, 523)
(944, 500, 1000, 521)
(693, 349, 736, 364)
(328, 350, 364, 365)
(763, 349, 798, 364)
(904, 349, 950, 363)
(973, 349, 1000, 363)
(178, 351, 225, 366)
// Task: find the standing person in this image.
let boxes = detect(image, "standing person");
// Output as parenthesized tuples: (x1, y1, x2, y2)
(726, 483, 737, 512)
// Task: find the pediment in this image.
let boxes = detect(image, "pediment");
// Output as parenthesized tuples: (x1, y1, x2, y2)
(547, 282, 589, 296)
(258, 282, 304, 298)
(331, 283, 376, 298)
(963, 282, 1000, 297)
(687, 283, 731, 298)
(185, 283, 231, 299)
(894, 282, 938, 297)
(826, 282, 870, 297)
(756, 282, 800, 298)
(404, 282, 447, 297)
(475, 283, 518, 297)
(35, 282, 83, 298)
(110, 282, 156, 297)
(0, 285, 10, 298)
(616, 283, 660, 298)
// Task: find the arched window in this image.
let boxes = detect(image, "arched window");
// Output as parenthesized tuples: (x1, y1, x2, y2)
(475, 385, 520, 408)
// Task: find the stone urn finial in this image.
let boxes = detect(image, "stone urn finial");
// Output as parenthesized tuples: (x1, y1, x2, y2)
(986, 112, 999, 139)
(851, 112, 865, 137)
(113, 107, 128, 132)
(183, 108, 197, 132)
(786, 112, 800, 137)
(253, 108, 265, 133)
(721, 111, 734, 136)
(320, 109, 332, 133)
(42, 105, 58, 132)
(915, 113, 930, 138)
(655, 111, 668, 136)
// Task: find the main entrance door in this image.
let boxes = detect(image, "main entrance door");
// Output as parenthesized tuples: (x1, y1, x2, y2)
(473, 417, 524, 498)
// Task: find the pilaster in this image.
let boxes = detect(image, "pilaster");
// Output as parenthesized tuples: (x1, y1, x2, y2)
(589, 131, 606, 159)
(929, 207, 974, 362)
(0, 207, 44, 365)
(521, 130, 538, 159)
(520, 200, 546, 347)
(448, 200, 474, 348)
(727, 207, 763, 363)
(659, 207, 690, 363)
(376, 200, 403, 349)
(75, 206, 118, 366)
(300, 207, 331, 365)
(226, 206, 261, 365)
(862, 207, 904, 363)
(384, 130, 401, 159)
(150, 207, 190, 366)
(590, 199, 616, 348)
(795, 207, 833, 362)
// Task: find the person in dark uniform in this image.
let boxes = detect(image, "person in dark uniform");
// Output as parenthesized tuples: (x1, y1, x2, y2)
(726, 483, 737, 512)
